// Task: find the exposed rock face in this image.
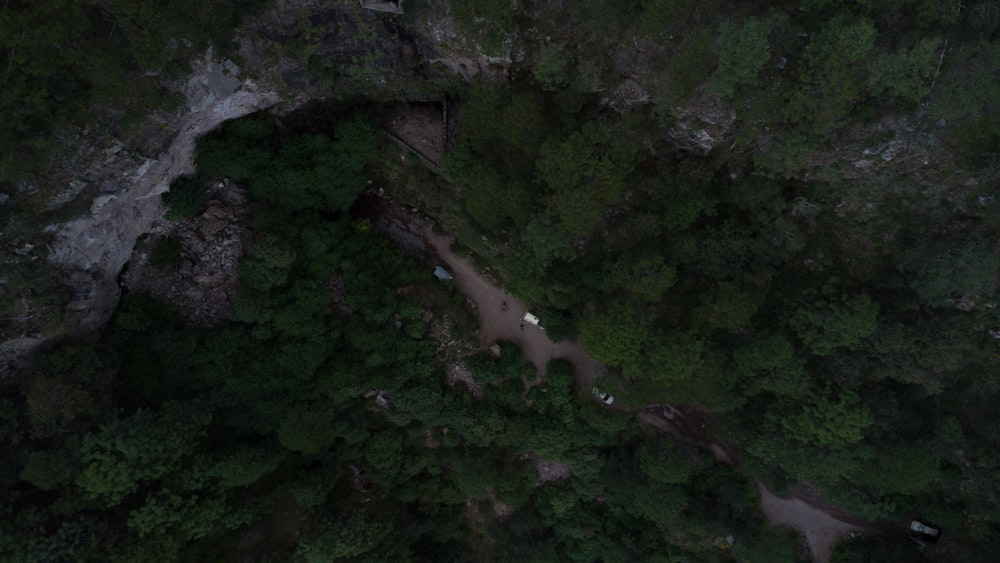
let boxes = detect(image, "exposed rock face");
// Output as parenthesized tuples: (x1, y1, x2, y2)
(407, 0, 512, 80)
(46, 57, 283, 333)
(40, 2, 459, 336)
(243, 1, 445, 100)
(667, 90, 737, 154)
(120, 179, 248, 328)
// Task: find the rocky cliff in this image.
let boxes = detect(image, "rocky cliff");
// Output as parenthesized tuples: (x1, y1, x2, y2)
(47, 53, 283, 334)
(2, 1, 494, 373)
(4, 0, 991, 373)
(47, 2, 502, 328)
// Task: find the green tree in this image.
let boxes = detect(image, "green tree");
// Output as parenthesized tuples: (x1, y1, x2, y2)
(533, 44, 572, 91)
(536, 130, 632, 235)
(162, 176, 207, 220)
(733, 525, 799, 563)
(639, 0, 691, 38)
(278, 406, 336, 456)
(24, 375, 96, 439)
(463, 169, 530, 231)
(789, 292, 878, 356)
(693, 281, 763, 332)
(786, 16, 877, 130)
(126, 489, 228, 541)
(663, 24, 718, 107)
(522, 213, 575, 269)
(0, 397, 22, 446)
(197, 115, 377, 215)
(544, 360, 575, 410)
(21, 447, 79, 491)
(239, 235, 296, 292)
(450, 453, 499, 497)
(861, 319, 980, 394)
(781, 390, 873, 448)
(364, 431, 404, 486)
(850, 443, 940, 496)
(709, 16, 777, 97)
(626, 331, 705, 384)
(208, 447, 281, 489)
(752, 130, 821, 179)
(296, 510, 393, 562)
(636, 439, 692, 485)
(733, 332, 795, 373)
(387, 381, 443, 426)
(499, 88, 549, 157)
(868, 37, 942, 104)
(932, 40, 1000, 122)
(606, 254, 676, 302)
(0, 0, 94, 180)
(23, 343, 114, 438)
(901, 234, 999, 308)
(578, 305, 650, 367)
(629, 483, 688, 526)
(452, 81, 510, 150)
(76, 401, 213, 506)
(525, 423, 578, 460)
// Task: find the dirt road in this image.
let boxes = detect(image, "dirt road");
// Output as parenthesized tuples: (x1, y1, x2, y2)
(419, 225, 876, 563)
(758, 482, 867, 563)
(424, 229, 606, 387)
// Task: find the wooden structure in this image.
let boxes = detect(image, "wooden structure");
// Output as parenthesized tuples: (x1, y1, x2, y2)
(360, 0, 403, 14)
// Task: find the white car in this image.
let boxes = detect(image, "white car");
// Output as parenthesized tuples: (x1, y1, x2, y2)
(908, 519, 941, 544)
(591, 387, 614, 405)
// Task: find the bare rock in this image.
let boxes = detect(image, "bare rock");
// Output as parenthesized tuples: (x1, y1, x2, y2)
(668, 91, 736, 154)
(47, 54, 283, 333)
(120, 179, 249, 328)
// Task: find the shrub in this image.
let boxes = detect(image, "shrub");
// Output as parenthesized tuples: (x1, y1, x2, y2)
(163, 177, 206, 220)
(149, 237, 184, 269)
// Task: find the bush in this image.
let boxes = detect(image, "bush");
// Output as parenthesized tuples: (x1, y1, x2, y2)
(709, 16, 777, 98)
(533, 44, 572, 91)
(149, 237, 184, 269)
(163, 177, 206, 220)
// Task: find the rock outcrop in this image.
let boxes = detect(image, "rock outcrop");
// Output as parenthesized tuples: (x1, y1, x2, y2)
(40, 1, 467, 337)
(667, 90, 737, 155)
(46, 54, 283, 333)
(120, 179, 248, 328)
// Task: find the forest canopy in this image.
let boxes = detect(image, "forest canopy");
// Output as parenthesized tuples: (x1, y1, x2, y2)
(2, 0, 1000, 561)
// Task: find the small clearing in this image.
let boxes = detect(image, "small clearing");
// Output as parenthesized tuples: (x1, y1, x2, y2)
(424, 229, 606, 386)
(380, 104, 447, 166)
(758, 481, 866, 563)
(529, 455, 573, 484)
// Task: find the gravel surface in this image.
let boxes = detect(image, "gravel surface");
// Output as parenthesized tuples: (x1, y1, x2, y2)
(758, 481, 866, 563)
(424, 228, 605, 387)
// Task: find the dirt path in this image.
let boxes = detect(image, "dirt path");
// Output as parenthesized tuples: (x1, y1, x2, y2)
(758, 482, 867, 563)
(636, 408, 738, 465)
(424, 229, 606, 386)
(420, 226, 876, 563)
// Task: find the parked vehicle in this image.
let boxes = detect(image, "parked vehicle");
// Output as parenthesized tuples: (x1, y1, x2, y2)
(591, 387, 614, 405)
(908, 519, 941, 545)
(522, 312, 542, 329)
